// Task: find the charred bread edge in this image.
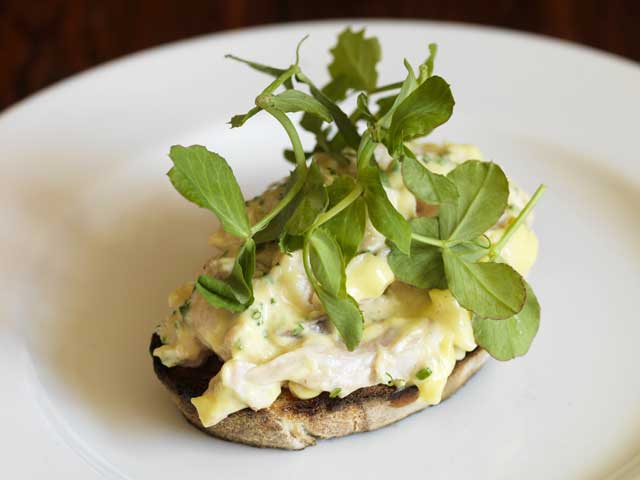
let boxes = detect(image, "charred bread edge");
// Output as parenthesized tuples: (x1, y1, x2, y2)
(150, 333, 489, 449)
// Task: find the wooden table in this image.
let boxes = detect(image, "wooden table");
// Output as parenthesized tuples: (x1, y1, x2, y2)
(1, 0, 638, 110)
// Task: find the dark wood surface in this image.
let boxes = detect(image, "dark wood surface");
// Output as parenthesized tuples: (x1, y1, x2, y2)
(1, 0, 638, 111)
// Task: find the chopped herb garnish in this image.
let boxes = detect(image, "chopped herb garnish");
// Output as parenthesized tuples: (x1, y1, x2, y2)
(270, 297, 276, 304)
(416, 367, 432, 380)
(291, 323, 304, 336)
(329, 388, 342, 398)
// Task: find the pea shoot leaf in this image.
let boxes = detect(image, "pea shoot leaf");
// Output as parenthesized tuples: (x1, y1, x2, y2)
(307, 229, 364, 350)
(253, 171, 299, 244)
(357, 92, 377, 124)
(322, 176, 366, 261)
(303, 79, 361, 149)
(402, 155, 458, 205)
(473, 282, 540, 360)
(168, 145, 250, 238)
(284, 161, 328, 235)
(196, 238, 256, 311)
(377, 59, 418, 129)
(308, 228, 345, 295)
(300, 76, 349, 135)
(229, 106, 261, 128)
(328, 27, 381, 92)
(418, 43, 438, 83)
(360, 164, 412, 255)
(388, 217, 446, 289)
(376, 94, 397, 118)
(388, 76, 455, 155)
(443, 248, 526, 319)
(439, 160, 509, 241)
(317, 291, 363, 351)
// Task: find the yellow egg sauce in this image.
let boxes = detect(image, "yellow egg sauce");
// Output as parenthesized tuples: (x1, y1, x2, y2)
(154, 143, 539, 427)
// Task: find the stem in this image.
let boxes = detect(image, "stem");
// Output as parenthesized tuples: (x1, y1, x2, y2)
(260, 65, 298, 96)
(411, 233, 447, 248)
(490, 184, 547, 258)
(312, 184, 364, 230)
(369, 81, 403, 94)
(250, 108, 308, 235)
(357, 131, 377, 173)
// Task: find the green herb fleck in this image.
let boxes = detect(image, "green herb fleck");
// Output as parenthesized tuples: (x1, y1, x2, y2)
(291, 323, 304, 336)
(329, 388, 342, 398)
(416, 367, 432, 380)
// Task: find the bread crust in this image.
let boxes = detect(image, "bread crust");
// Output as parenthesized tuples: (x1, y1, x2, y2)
(150, 334, 488, 449)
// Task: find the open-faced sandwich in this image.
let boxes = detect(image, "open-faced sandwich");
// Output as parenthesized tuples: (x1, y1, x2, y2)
(150, 28, 545, 450)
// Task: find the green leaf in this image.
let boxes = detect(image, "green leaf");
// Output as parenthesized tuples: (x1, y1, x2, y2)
(317, 291, 363, 351)
(253, 171, 299, 244)
(356, 92, 376, 123)
(328, 27, 381, 92)
(387, 218, 446, 289)
(307, 229, 364, 350)
(196, 276, 246, 312)
(308, 229, 344, 296)
(442, 248, 526, 319)
(323, 176, 366, 261)
(235, 237, 256, 286)
(411, 216, 441, 238)
(388, 76, 454, 155)
(264, 90, 331, 123)
(196, 238, 256, 312)
(360, 165, 412, 255)
(304, 79, 361, 149)
(322, 76, 350, 101)
(169, 145, 250, 238)
(473, 282, 540, 360)
(439, 160, 509, 241)
(418, 43, 438, 83)
(224, 54, 293, 88)
(377, 59, 418, 129)
(388, 244, 445, 290)
(229, 106, 261, 128)
(448, 241, 489, 263)
(278, 233, 304, 253)
(376, 95, 397, 118)
(284, 162, 328, 235)
(167, 168, 206, 208)
(300, 76, 349, 135)
(283, 148, 314, 164)
(401, 155, 458, 205)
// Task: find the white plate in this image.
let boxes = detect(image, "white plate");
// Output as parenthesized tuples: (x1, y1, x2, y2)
(2, 19, 640, 480)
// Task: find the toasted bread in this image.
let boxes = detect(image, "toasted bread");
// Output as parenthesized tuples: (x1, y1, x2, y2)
(150, 334, 488, 449)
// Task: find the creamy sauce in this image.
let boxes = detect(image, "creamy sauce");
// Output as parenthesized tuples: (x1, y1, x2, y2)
(154, 143, 539, 427)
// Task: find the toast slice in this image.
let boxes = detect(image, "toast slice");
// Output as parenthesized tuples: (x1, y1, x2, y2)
(150, 334, 488, 450)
